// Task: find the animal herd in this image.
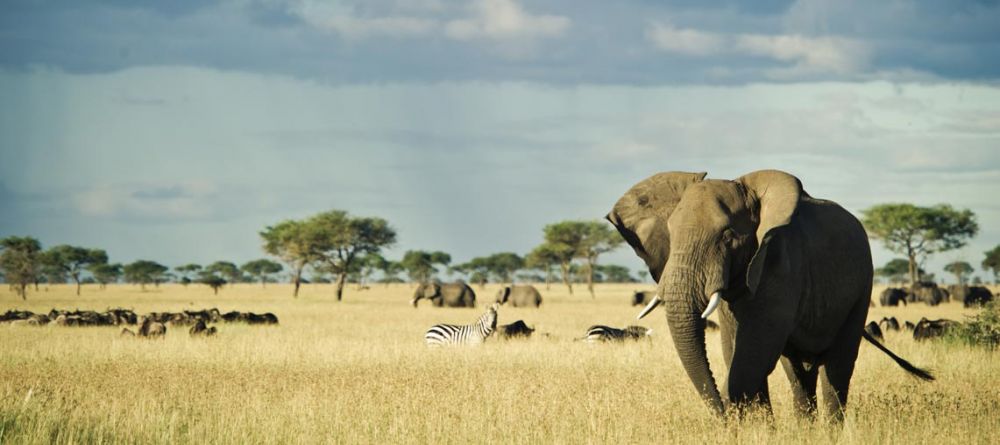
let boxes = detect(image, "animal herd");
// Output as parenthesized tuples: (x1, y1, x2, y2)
(864, 316, 963, 342)
(879, 283, 994, 307)
(0, 307, 279, 338)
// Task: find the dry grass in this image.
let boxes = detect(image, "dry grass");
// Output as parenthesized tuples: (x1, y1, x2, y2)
(1, 283, 998, 444)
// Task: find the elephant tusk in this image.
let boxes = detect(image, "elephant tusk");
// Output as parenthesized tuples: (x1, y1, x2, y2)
(701, 292, 721, 319)
(636, 295, 662, 320)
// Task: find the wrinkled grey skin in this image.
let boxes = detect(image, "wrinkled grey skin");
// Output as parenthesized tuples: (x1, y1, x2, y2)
(411, 282, 477, 308)
(495, 285, 543, 307)
(607, 170, 881, 421)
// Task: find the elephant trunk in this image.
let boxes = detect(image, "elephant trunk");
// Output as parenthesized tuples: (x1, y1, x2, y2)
(662, 253, 725, 416)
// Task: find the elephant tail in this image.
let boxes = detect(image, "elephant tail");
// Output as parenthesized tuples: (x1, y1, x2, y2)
(861, 332, 935, 381)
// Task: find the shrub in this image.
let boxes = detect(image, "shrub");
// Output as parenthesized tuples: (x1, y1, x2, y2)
(947, 300, 1000, 349)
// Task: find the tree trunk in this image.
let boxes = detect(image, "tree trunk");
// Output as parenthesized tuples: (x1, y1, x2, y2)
(261, 277, 266, 288)
(545, 267, 551, 290)
(213, 286, 219, 295)
(18, 283, 27, 300)
(293, 268, 302, 298)
(75, 278, 82, 296)
(335, 272, 347, 301)
(560, 262, 573, 294)
(907, 252, 918, 289)
(586, 258, 595, 298)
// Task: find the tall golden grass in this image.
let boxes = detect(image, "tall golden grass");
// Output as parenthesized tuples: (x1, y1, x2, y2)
(1, 283, 997, 444)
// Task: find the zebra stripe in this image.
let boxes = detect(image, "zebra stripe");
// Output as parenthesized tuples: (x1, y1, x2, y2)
(425, 304, 499, 346)
(580, 325, 651, 342)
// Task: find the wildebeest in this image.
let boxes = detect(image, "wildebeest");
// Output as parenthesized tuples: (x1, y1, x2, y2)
(879, 317, 901, 332)
(497, 320, 535, 339)
(948, 285, 994, 308)
(879, 288, 908, 307)
(189, 320, 218, 337)
(631, 290, 656, 306)
(138, 316, 167, 338)
(913, 318, 959, 341)
(864, 321, 884, 341)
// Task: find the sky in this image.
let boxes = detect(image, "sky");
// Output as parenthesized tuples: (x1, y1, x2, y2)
(1, 0, 999, 282)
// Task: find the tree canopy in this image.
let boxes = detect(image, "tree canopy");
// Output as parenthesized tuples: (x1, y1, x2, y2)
(261, 219, 318, 297)
(862, 203, 978, 286)
(542, 220, 623, 297)
(944, 261, 974, 285)
(401, 250, 451, 284)
(88, 262, 122, 289)
(0, 236, 42, 299)
(306, 210, 397, 301)
(241, 259, 283, 287)
(40, 245, 108, 295)
(123, 260, 168, 291)
(983, 245, 1000, 284)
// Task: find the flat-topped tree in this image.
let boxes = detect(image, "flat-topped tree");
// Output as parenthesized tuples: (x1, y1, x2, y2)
(486, 252, 523, 284)
(401, 250, 451, 284)
(205, 261, 241, 286)
(944, 261, 974, 285)
(88, 263, 122, 289)
(123, 260, 168, 291)
(241, 259, 283, 288)
(0, 236, 42, 299)
(174, 264, 202, 286)
(307, 210, 397, 301)
(526, 244, 562, 290)
(875, 258, 925, 285)
(598, 264, 637, 283)
(983, 245, 1000, 284)
(261, 219, 316, 297)
(39, 245, 108, 295)
(543, 220, 623, 297)
(862, 203, 978, 288)
(197, 270, 227, 295)
(540, 224, 580, 294)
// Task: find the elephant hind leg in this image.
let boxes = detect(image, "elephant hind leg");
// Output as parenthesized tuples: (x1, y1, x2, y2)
(818, 298, 868, 423)
(780, 356, 818, 418)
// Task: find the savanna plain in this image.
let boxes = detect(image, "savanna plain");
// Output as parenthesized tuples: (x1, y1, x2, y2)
(1, 283, 998, 444)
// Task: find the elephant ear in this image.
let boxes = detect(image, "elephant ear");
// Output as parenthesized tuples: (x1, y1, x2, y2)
(606, 171, 707, 280)
(426, 283, 441, 298)
(738, 170, 803, 295)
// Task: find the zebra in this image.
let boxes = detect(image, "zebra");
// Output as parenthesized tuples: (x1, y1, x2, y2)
(424, 303, 499, 346)
(579, 325, 651, 343)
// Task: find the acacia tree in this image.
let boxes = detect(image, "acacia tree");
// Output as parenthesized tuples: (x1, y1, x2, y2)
(525, 244, 561, 290)
(307, 210, 397, 301)
(355, 253, 386, 289)
(486, 252, 523, 284)
(454, 256, 490, 288)
(174, 264, 202, 286)
(378, 259, 404, 286)
(401, 250, 451, 284)
(205, 261, 241, 285)
(261, 219, 316, 297)
(576, 221, 624, 297)
(88, 263, 122, 289)
(40, 245, 108, 295)
(983, 245, 1000, 284)
(862, 203, 978, 287)
(0, 236, 42, 299)
(197, 270, 227, 295)
(123, 260, 168, 291)
(241, 259, 283, 287)
(944, 261, 974, 285)
(875, 259, 922, 285)
(598, 264, 636, 283)
(541, 223, 582, 294)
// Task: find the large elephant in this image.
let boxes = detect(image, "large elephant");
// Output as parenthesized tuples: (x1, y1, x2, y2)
(606, 170, 932, 421)
(411, 282, 477, 308)
(908, 282, 948, 305)
(495, 285, 543, 307)
(948, 285, 994, 308)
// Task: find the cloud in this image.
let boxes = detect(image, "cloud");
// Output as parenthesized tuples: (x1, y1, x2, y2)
(736, 34, 870, 75)
(444, 0, 570, 41)
(646, 22, 726, 56)
(291, 1, 436, 39)
(74, 182, 222, 223)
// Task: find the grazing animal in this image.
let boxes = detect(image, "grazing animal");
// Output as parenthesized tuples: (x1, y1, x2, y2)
(879, 317, 901, 332)
(904, 321, 916, 331)
(497, 320, 535, 339)
(948, 285, 994, 308)
(495, 285, 543, 307)
(424, 304, 499, 346)
(138, 316, 167, 338)
(913, 318, 959, 341)
(607, 169, 933, 421)
(580, 325, 651, 342)
(908, 282, 949, 306)
(864, 322, 884, 341)
(412, 282, 477, 308)
(189, 320, 217, 337)
(879, 288, 908, 307)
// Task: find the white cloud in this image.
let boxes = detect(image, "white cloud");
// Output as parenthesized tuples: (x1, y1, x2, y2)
(74, 182, 221, 222)
(444, 0, 570, 41)
(646, 22, 725, 56)
(292, 1, 436, 39)
(736, 34, 870, 75)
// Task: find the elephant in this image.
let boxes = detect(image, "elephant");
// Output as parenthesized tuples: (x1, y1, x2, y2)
(948, 285, 994, 308)
(879, 288, 908, 307)
(606, 169, 932, 421)
(495, 285, 543, 307)
(497, 320, 535, 339)
(631, 290, 657, 306)
(864, 322, 884, 342)
(411, 282, 477, 308)
(907, 282, 948, 305)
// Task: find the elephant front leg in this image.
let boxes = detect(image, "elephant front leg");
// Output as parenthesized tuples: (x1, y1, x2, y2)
(780, 356, 818, 418)
(726, 317, 792, 417)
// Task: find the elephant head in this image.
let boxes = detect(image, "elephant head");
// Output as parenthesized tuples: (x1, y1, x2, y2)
(495, 286, 513, 305)
(411, 283, 440, 307)
(606, 169, 803, 415)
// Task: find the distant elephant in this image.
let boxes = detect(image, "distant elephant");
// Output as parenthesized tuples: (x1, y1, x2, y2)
(495, 285, 542, 307)
(879, 288, 908, 307)
(411, 282, 476, 308)
(908, 282, 948, 306)
(913, 318, 959, 341)
(607, 170, 932, 421)
(631, 290, 656, 306)
(497, 320, 535, 339)
(948, 285, 994, 308)
(864, 322, 884, 342)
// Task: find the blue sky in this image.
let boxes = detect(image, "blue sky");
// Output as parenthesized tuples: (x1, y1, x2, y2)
(1, 0, 999, 281)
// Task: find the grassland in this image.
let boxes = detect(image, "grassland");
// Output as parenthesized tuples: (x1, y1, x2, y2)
(1, 283, 998, 444)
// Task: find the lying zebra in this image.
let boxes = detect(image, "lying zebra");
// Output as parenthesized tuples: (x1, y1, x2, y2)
(579, 325, 651, 343)
(424, 303, 499, 347)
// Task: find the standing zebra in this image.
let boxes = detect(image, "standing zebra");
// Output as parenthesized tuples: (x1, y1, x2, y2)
(579, 325, 651, 343)
(424, 303, 499, 346)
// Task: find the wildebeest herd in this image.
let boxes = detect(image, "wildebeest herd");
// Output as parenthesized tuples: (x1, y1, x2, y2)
(0, 307, 279, 338)
(879, 283, 994, 307)
(865, 316, 964, 342)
